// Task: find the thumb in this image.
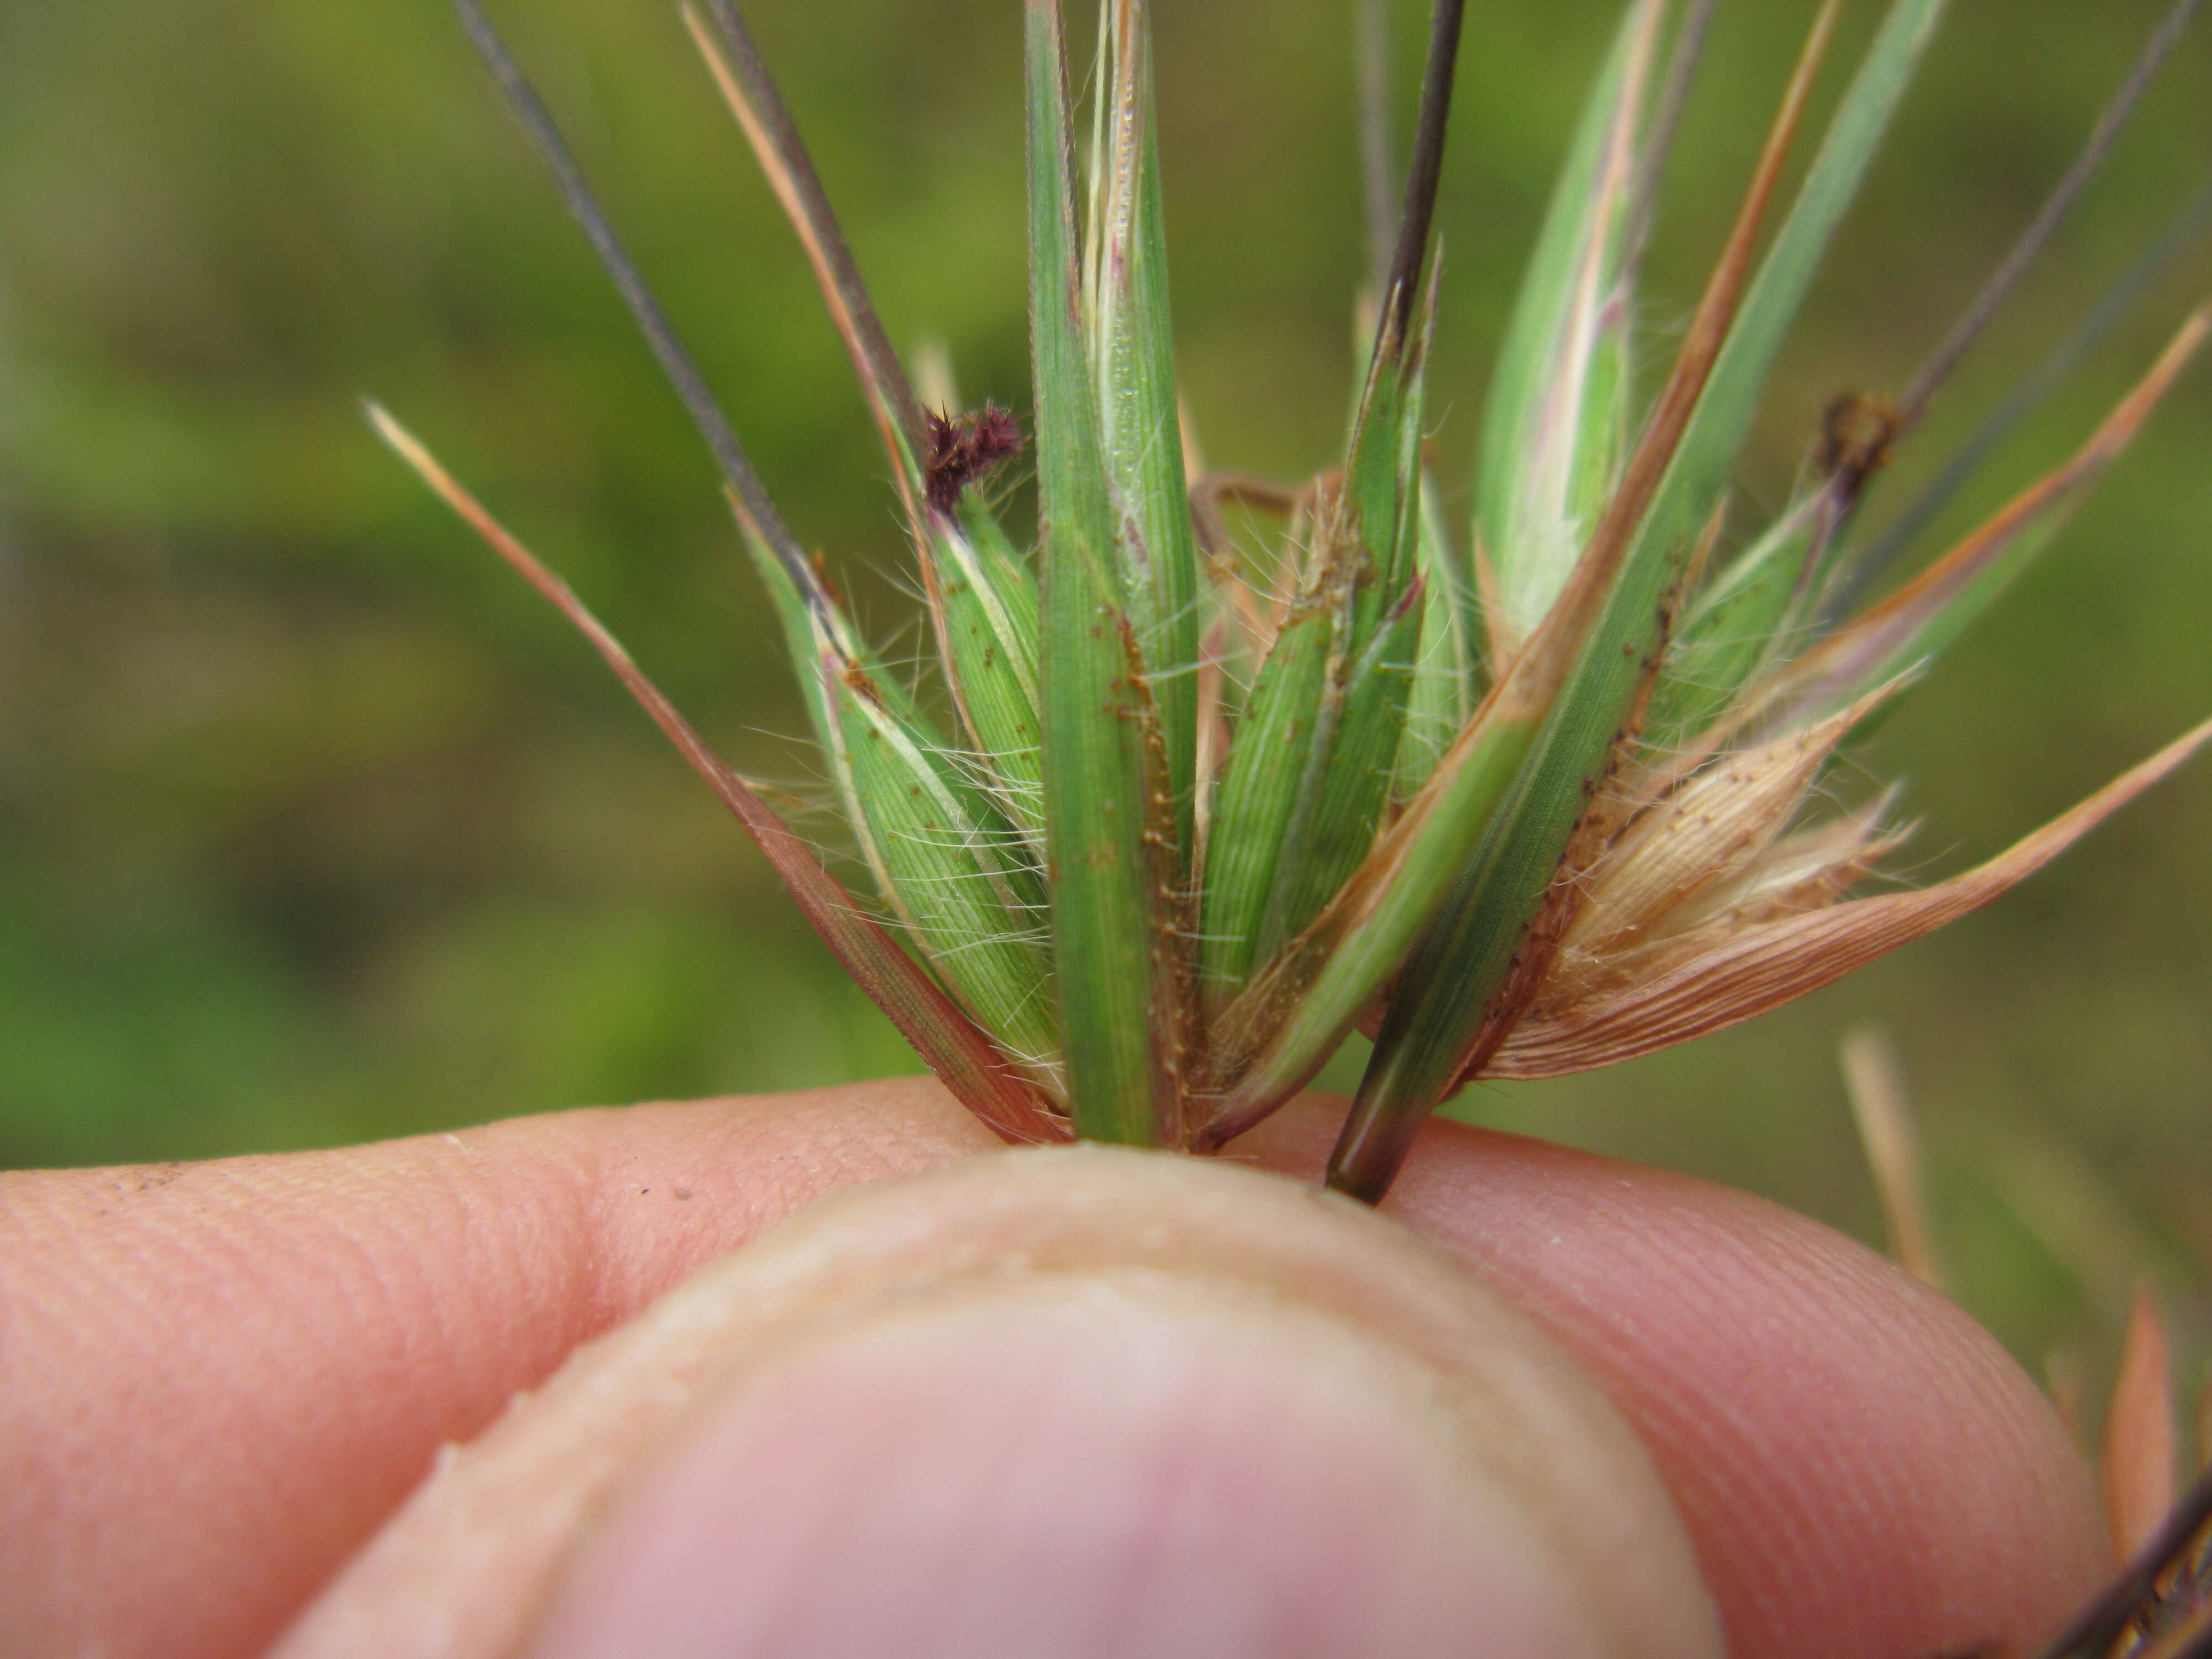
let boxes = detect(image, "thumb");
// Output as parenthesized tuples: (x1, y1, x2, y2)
(275, 1144, 1721, 1659)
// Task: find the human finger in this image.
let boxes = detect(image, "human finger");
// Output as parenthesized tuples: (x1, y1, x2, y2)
(1234, 1107, 2107, 1659)
(275, 1145, 1724, 1659)
(0, 1078, 999, 1659)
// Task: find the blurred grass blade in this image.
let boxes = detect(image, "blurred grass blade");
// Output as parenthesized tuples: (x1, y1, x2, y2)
(1892, 0, 2201, 439)
(451, 0, 833, 621)
(1334, 0, 1879, 1201)
(366, 403, 1064, 1145)
(1759, 306, 2210, 728)
(1621, 0, 1717, 276)
(1354, 0, 1396, 300)
(1481, 713, 2212, 1081)
(2105, 1289, 2178, 1568)
(2198, 1378, 2212, 1475)
(1475, 0, 1665, 651)
(1839, 1023, 1943, 1288)
(1087, 0, 1200, 866)
(1027, 0, 1182, 1145)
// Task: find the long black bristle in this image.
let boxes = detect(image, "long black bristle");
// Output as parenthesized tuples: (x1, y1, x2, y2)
(1378, 0, 1468, 347)
(700, 0, 927, 455)
(1895, 0, 2202, 436)
(1830, 169, 2212, 618)
(2031, 1464, 2212, 1658)
(450, 0, 827, 607)
(1803, 0, 2200, 608)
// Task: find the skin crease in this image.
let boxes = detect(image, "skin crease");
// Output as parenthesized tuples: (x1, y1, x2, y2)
(0, 1078, 2104, 1659)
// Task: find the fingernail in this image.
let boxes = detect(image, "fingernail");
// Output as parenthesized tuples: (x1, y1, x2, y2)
(525, 1270, 1610, 1659)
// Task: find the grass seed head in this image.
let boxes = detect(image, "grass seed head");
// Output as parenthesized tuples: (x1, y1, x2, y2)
(395, 0, 2211, 1208)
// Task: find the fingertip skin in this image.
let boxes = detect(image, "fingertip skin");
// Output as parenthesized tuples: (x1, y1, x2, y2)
(1235, 1107, 2108, 1659)
(0, 1079, 995, 1659)
(279, 1145, 1721, 1659)
(4, 1082, 2107, 1659)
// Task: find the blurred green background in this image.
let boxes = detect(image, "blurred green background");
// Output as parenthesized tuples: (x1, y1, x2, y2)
(2, 0, 2208, 1380)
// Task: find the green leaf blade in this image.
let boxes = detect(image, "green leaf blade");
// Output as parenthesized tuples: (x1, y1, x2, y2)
(1255, 586, 1422, 967)
(1204, 692, 1541, 1136)
(1395, 476, 1479, 795)
(1089, 0, 1201, 869)
(1198, 609, 1334, 1009)
(1475, 0, 1664, 647)
(1335, 0, 1946, 1200)
(1644, 494, 1814, 750)
(1027, 0, 1177, 1145)
(928, 505, 1047, 843)
(834, 668, 1061, 1076)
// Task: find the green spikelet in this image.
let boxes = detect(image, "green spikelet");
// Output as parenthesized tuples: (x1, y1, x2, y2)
(402, 0, 2211, 1208)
